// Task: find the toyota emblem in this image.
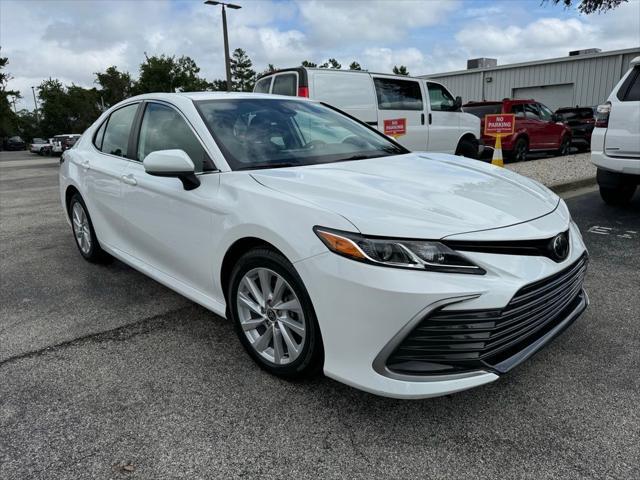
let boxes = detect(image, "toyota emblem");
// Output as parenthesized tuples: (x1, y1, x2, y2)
(551, 232, 569, 261)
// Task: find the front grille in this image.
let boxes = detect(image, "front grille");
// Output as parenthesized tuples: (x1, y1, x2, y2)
(387, 254, 588, 375)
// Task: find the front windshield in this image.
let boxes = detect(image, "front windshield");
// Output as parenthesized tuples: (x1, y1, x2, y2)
(195, 98, 407, 170)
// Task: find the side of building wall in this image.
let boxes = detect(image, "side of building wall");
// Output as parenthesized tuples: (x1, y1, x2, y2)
(424, 49, 640, 108)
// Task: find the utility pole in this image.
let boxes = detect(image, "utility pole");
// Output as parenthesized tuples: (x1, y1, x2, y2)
(31, 86, 40, 123)
(204, 1, 242, 92)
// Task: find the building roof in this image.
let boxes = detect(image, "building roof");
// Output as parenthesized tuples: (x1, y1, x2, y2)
(421, 47, 640, 79)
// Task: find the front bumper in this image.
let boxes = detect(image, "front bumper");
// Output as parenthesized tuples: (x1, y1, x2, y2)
(295, 215, 588, 399)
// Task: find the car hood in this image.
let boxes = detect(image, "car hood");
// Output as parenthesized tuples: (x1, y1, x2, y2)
(251, 153, 559, 239)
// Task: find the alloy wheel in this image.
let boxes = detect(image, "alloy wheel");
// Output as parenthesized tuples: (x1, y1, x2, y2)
(71, 202, 92, 255)
(516, 141, 527, 162)
(236, 267, 306, 365)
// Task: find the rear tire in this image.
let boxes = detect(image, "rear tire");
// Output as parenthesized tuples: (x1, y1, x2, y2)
(599, 185, 636, 206)
(68, 193, 111, 263)
(227, 247, 323, 379)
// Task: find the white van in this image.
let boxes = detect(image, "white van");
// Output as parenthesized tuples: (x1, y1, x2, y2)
(591, 56, 640, 205)
(254, 68, 482, 158)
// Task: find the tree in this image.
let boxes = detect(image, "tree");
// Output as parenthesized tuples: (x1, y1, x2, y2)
(393, 65, 409, 76)
(210, 79, 229, 91)
(546, 0, 627, 14)
(301, 60, 317, 68)
(1, 54, 20, 138)
(95, 66, 133, 107)
(173, 56, 212, 92)
(135, 54, 177, 93)
(349, 61, 362, 71)
(37, 79, 101, 137)
(230, 48, 256, 92)
(319, 58, 341, 69)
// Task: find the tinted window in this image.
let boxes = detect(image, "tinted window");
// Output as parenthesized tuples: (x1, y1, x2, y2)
(374, 78, 423, 110)
(463, 104, 502, 118)
(622, 67, 640, 101)
(538, 103, 553, 121)
(101, 104, 138, 157)
(555, 108, 594, 121)
(195, 98, 406, 170)
(93, 121, 107, 150)
(138, 102, 214, 172)
(511, 104, 525, 118)
(524, 103, 541, 120)
(254, 77, 272, 93)
(427, 82, 455, 111)
(272, 74, 296, 96)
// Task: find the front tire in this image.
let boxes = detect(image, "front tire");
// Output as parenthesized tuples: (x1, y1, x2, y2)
(228, 248, 323, 379)
(455, 138, 478, 159)
(599, 185, 636, 206)
(556, 136, 571, 156)
(507, 137, 528, 163)
(68, 193, 110, 263)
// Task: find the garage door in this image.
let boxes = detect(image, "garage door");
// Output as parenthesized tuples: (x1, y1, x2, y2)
(513, 84, 574, 111)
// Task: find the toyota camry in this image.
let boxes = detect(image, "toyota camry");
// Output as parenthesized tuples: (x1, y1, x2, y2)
(59, 92, 588, 399)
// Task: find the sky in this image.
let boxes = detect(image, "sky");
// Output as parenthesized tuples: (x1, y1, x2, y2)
(2, 0, 639, 110)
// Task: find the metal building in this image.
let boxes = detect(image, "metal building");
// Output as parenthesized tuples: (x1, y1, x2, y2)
(421, 47, 640, 111)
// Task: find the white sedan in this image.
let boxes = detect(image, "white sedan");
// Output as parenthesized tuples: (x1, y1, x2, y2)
(59, 92, 588, 399)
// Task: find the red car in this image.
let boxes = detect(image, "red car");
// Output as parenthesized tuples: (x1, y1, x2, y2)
(463, 99, 572, 162)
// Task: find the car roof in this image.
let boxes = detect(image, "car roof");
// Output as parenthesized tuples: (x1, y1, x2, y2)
(124, 92, 309, 102)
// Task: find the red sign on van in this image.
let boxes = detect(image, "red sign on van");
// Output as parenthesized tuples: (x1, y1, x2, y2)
(384, 118, 406, 137)
(484, 114, 515, 135)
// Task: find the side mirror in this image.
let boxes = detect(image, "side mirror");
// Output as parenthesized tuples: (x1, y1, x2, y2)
(143, 149, 200, 191)
(452, 96, 463, 111)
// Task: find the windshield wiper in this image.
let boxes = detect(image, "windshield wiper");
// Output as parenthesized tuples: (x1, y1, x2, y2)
(236, 162, 299, 171)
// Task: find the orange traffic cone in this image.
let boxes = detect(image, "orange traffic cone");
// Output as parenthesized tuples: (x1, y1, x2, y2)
(491, 135, 504, 167)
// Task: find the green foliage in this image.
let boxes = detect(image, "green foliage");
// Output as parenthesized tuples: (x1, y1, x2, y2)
(393, 65, 409, 76)
(1, 54, 21, 138)
(230, 48, 256, 92)
(301, 60, 317, 68)
(37, 79, 101, 137)
(95, 66, 133, 107)
(547, 0, 627, 14)
(349, 61, 362, 71)
(133, 54, 212, 94)
(319, 58, 341, 69)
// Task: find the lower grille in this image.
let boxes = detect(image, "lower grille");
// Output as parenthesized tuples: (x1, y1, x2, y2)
(387, 254, 588, 375)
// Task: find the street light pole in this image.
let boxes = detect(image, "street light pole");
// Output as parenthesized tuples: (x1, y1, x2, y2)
(31, 86, 40, 123)
(204, 1, 242, 92)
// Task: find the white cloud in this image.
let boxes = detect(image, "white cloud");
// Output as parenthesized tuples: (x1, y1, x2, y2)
(453, 1, 640, 68)
(1, 0, 638, 110)
(297, 0, 459, 45)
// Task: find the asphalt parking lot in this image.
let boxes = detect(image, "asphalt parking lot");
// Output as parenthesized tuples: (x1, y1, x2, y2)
(1, 150, 639, 479)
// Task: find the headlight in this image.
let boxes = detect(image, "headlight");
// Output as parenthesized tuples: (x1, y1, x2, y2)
(314, 227, 485, 274)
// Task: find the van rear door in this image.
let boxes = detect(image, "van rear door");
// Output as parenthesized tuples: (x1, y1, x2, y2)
(310, 70, 377, 125)
(371, 75, 428, 151)
(425, 81, 460, 154)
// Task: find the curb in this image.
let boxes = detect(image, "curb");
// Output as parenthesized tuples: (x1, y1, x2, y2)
(548, 177, 597, 194)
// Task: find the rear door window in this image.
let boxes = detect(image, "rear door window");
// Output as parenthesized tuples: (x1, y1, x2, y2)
(272, 74, 297, 96)
(100, 103, 139, 158)
(426, 82, 455, 111)
(511, 104, 525, 118)
(254, 77, 272, 93)
(538, 103, 553, 121)
(620, 67, 640, 102)
(373, 78, 423, 110)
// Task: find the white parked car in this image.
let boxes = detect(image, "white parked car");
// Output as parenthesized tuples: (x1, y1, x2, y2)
(254, 68, 482, 158)
(591, 56, 640, 205)
(59, 92, 588, 399)
(30, 138, 51, 155)
(51, 134, 82, 154)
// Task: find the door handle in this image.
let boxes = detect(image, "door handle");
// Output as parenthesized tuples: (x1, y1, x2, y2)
(121, 174, 137, 186)
(421, 113, 425, 125)
(428, 113, 433, 125)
